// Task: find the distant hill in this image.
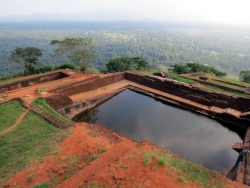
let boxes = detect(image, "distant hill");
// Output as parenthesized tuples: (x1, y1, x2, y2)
(0, 11, 145, 22)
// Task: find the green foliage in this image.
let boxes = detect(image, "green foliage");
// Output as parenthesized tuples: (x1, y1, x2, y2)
(50, 37, 96, 73)
(8, 47, 43, 74)
(178, 176, 187, 184)
(0, 62, 76, 84)
(101, 148, 108, 153)
(239, 70, 250, 83)
(106, 57, 151, 72)
(32, 97, 73, 125)
(54, 62, 78, 70)
(1, 22, 250, 77)
(32, 181, 49, 188)
(0, 100, 26, 132)
(38, 65, 53, 73)
(87, 154, 100, 163)
(171, 63, 227, 77)
(27, 173, 36, 182)
(171, 64, 190, 74)
(0, 72, 24, 81)
(158, 156, 168, 166)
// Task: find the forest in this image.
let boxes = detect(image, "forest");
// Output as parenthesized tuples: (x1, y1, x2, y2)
(0, 21, 250, 77)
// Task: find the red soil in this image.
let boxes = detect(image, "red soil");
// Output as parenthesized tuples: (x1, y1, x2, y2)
(2, 71, 249, 188)
(6, 124, 247, 188)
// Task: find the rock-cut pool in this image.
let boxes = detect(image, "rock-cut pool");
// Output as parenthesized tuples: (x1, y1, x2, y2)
(73, 89, 245, 174)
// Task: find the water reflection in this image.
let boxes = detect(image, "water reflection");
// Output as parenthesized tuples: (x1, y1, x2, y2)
(74, 89, 244, 174)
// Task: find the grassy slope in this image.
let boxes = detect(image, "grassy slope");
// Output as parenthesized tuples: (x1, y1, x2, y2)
(143, 149, 225, 188)
(0, 100, 26, 132)
(137, 70, 247, 97)
(210, 80, 246, 91)
(32, 98, 73, 125)
(169, 74, 195, 84)
(185, 73, 250, 87)
(0, 111, 72, 186)
(204, 85, 250, 98)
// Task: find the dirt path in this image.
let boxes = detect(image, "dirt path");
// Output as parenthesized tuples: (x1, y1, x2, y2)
(0, 109, 29, 137)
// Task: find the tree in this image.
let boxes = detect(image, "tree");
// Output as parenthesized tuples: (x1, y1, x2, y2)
(50, 37, 96, 73)
(171, 64, 190, 74)
(106, 57, 151, 72)
(240, 71, 250, 83)
(8, 47, 42, 74)
(106, 57, 127, 72)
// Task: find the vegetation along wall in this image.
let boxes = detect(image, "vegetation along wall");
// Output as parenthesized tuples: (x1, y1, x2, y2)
(0, 72, 68, 94)
(125, 71, 250, 112)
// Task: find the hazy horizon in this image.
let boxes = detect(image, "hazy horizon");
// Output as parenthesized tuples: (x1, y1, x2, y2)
(0, 0, 250, 26)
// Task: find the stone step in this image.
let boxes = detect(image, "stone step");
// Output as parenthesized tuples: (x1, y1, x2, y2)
(56, 138, 137, 188)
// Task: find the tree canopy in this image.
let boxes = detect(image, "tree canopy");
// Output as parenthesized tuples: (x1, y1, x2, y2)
(50, 37, 96, 73)
(239, 71, 250, 83)
(170, 63, 227, 77)
(106, 57, 151, 72)
(8, 47, 43, 74)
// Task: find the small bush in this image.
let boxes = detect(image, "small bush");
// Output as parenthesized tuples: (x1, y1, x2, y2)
(158, 157, 168, 166)
(143, 152, 152, 166)
(0, 72, 24, 81)
(178, 176, 186, 184)
(27, 173, 36, 182)
(101, 148, 108, 153)
(54, 62, 78, 70)
(32, 181, 49, 188)
(87, 154, 100, 163)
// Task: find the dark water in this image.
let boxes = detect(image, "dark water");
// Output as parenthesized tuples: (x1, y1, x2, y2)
(74, 89, 245, 174)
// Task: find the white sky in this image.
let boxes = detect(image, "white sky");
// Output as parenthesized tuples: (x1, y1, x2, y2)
(0, 0, 250, 25)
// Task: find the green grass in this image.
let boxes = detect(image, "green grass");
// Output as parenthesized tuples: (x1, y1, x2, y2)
(204, 85, 250, 98)
(84, 183, 108, 188)
(169, 74, 195, 84)
(210, 80, 246, 91)
(174, 73, 250, 98)
(87, 154, 100, 163)
(27, 173, 36, 182)
(178, 176, 187, 184)
(185, 72, 250, 87)
(0, 111, 72, 186)
(32, 97, 73, 125)
(0, 100, 26, 132)
(101, 148, 108, 153)
(143, 149, 225, 188)
(0, 78, 18, 86)
(32, 181, 49, 188)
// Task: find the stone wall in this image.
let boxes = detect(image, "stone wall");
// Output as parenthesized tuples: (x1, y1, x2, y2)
(0, 72, 68, 94)
(180, 75, 247, 94)
(125, 71, 250, 112)
(51, 72, 125, 96)
(58, 91, 122, 120)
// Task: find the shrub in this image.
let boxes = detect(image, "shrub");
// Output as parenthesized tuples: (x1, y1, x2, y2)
(54, 62, 78, 70)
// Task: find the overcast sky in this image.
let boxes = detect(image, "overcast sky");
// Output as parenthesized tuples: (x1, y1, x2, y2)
(0, 0, 249, 25)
